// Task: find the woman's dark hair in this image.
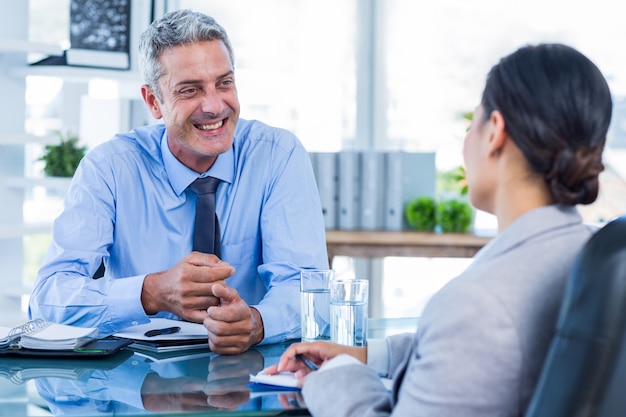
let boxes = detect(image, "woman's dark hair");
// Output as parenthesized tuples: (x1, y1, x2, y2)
(481, 43, 612, 205)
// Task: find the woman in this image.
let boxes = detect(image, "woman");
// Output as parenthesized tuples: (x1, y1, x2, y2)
(265, 43, 612, 417)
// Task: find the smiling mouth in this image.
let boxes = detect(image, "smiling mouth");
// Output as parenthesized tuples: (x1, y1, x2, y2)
(195, 119, 225, 131)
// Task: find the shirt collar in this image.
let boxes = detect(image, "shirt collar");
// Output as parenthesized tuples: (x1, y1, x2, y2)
(161, 130, 235, 195)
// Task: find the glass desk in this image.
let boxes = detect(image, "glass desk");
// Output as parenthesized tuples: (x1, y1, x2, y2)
(0, 317, 418, 417)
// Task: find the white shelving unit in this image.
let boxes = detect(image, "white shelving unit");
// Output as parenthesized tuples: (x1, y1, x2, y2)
(9, 64, 142, 84)
(0, 38, 71, 235)
(0, 133, 59, 145)
(0, 1, 37, 323)
(0, 1, 155, 325)
(0, 38, 62, 55)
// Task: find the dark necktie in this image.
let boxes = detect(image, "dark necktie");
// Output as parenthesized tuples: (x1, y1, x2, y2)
(189, 176, 222, 257)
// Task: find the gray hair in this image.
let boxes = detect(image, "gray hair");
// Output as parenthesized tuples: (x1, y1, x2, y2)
(138, 9, 234, 100)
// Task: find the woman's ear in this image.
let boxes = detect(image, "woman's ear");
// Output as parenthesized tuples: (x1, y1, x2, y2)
(487, 110, 507, 157)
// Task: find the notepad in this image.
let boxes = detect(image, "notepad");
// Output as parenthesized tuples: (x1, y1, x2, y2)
(0, 320, 98, 351)
(248, 369, 394, 392)
(18, 323, 98, 350)
(113, 318, 209, 353)
(248, 370, 300, 391)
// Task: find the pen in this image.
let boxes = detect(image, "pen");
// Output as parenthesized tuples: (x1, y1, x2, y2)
(144, 326, 181, 337)
(296, 353, 319, 371)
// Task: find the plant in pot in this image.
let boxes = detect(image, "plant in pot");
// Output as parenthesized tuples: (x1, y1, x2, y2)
(39, 131, 87, 177)
(437, 199, 474, 233)
(405, 196, 438, 232)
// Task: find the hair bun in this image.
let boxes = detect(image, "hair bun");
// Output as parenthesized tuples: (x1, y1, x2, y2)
(546, 147, 604, 205)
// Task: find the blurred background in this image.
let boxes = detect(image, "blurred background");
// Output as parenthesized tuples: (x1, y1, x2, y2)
(2, 0, 625, 325)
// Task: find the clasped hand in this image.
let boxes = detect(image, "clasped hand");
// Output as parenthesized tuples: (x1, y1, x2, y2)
(142, 252, 263, 354)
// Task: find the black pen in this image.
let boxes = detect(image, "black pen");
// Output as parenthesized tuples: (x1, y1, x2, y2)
(296, 353, 319, 371)
(144, 326, 181, 337)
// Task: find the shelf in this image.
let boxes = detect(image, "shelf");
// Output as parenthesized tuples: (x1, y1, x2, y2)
(0, 222, 52, 239)
(0, 39, 141, 85)
(0, 39, 63, 56)
(4, 176, 72, 191)
(326, 230, 494, 260)
(10, 65, 142, 84)
(0, 133, 58, 145)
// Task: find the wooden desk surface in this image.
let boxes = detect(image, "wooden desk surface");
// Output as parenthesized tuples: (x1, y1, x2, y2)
(326, 229, 493, 259)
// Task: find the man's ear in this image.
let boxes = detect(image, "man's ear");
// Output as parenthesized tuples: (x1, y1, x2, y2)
(487, 110, 507, 157)
(141, 85, 163, 120)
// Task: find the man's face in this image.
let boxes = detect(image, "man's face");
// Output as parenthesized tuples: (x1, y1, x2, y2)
(142, 40, 240, 173)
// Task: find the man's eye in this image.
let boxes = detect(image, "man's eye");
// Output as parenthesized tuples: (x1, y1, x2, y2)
(180, 88, 197, 95)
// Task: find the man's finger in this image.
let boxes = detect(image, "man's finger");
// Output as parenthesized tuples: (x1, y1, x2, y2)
(187, 251, 223, 266)
(211, 282, 239, 304)
(206, 303, 248, 324)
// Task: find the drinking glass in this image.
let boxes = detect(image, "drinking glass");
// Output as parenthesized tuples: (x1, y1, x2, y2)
(330, 279, 368, 347)
(300, 269, 335, 342)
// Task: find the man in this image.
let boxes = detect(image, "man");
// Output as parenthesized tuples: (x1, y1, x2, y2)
(29, 9, 328, 355)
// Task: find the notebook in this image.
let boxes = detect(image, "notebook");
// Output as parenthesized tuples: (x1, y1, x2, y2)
(0, 319, 127, 357)
(18, 323, 98, 350)
(248, 369, 394, 392)
(113, 318, 210, 353)
(248, 370, 300, 391)
(0, 320, 97, 350)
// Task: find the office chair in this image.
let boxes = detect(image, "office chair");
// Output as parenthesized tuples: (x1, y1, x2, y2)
(524, 215, 626, 417)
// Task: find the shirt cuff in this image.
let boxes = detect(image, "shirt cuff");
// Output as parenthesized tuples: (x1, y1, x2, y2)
(108, 274, 150, 331)
(366, 338, 390, 376)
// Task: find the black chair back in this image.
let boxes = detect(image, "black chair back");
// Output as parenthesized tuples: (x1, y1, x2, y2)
(525, 216, 626, 417)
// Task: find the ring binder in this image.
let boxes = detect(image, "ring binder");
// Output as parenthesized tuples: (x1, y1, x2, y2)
(0, 320, 100, 354)
(1, 319, 49, 350)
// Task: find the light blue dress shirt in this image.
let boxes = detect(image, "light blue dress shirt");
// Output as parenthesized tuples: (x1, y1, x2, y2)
(29, 119, 328, 344)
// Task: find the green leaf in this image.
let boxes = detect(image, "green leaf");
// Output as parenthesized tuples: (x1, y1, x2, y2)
(39, 131, 87, 177)
(437, 199, 474, 233)
(437, 165, 468, 196)
(405, 196, 437, 231)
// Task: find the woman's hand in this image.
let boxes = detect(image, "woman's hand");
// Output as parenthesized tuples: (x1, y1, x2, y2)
(264, 341, 366, 381)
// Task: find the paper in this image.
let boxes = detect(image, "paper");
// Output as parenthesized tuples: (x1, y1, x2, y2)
(249, 371, 300, 389)
(249, 370, 393, 392)
(18, 323, 98, 350)
(114, 318, 208, 341)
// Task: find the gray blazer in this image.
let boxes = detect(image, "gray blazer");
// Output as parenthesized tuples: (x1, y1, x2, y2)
(303, 205, 596, 417)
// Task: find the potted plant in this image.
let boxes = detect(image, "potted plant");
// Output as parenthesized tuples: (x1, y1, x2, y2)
(405, 196, 438, 232)
(437, 199, 474, 233)
(39, 131, 87, 177)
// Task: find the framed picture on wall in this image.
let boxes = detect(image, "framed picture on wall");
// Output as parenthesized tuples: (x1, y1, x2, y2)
(65, 0, 132, 70)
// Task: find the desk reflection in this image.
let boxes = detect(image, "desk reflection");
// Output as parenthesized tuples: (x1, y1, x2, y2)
(0, 342, 304, 416)
(0, 319, 414, 416)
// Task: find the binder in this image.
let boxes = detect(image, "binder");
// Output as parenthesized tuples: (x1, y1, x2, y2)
(384, 151, 436, 230)
(313, 152, 339, 229)
(338, 150, 360, 230)
(0, 319, 130, 357)
(359, 151, 385, 230)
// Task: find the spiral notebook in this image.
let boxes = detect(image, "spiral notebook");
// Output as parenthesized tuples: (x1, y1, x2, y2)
(0, 319, 129, 357)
